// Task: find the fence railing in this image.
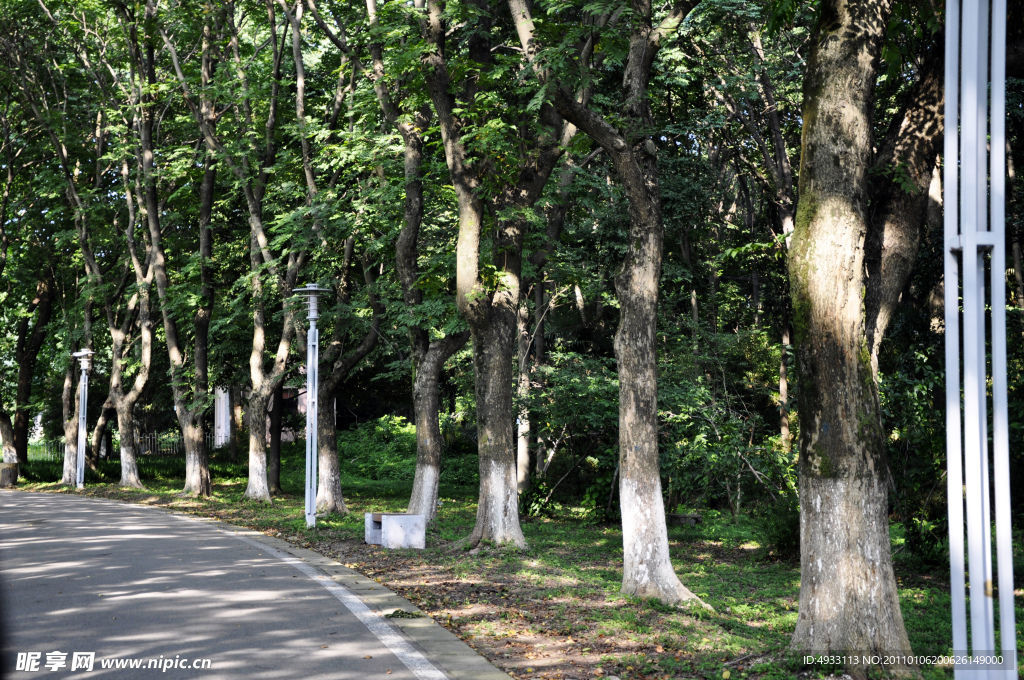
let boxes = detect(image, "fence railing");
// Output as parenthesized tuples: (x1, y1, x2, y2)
(26, 439, 64, 462)
(26, 430, 223, 462)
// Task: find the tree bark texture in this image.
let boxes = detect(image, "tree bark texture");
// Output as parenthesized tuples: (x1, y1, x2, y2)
(60, 360, 80, 486)
(516, 301, 532, 494)
(245, 391, 272, 501)
(267, 382, 284, 495)
(468, 312, 526, 547)
(90, 398, 114, 465)
(1, 411, 17, 468)
(115, 400, 143, 489)
(407, 332, 470, 522)
(316, 387, 348, 516)
(788, 0, 944, 666)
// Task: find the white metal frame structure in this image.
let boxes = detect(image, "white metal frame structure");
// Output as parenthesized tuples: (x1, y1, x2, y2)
(213, 387, 231, 448)
(294, 284, 330, 528)
(71, 349, 94, 489)
(944, 0, 1016, 677)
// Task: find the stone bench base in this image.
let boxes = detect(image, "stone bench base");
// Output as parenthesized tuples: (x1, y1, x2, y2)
(666, 512, 702, 527)
(365, 512, 425, 549)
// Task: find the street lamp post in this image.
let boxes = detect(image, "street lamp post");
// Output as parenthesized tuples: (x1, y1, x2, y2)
(71, 349, 94, 490)
(294, 284, 330, 528)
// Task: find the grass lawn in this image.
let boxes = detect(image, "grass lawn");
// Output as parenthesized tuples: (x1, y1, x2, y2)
(12, 445, 1021, 680)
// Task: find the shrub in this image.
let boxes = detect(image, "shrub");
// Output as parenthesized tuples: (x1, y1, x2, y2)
(754, 493, 801, 558)
(338, 416, 417, 481)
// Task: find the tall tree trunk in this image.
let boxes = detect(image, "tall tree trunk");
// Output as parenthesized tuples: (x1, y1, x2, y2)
(115, 401, 143, 488)
(612, 153, 695, 603)
(267, 381, 284, 495)
(516, 301, 532, 493)
(128, 2, 218, 497)
(60, 360, 80, 486)
(181, 156, 217, 497)
(545, 0, 703, 605)
(779, 325, 791, 453)
(0, 411, 16, 467)
(245, 390, 272, 501)
(787, 0, 943, 668)
(316, 384, 348, 516)
(408, 332, 470, 521)
(468, 309, 526, 546)
(230, 385, 244, 462)
(315, 257, 384, 516)
(315, 332, 382, 516)
(362, 0, 470, 523)
(90, 398, 114, 465)
(13, 278, 53, 464)
(421, 0, 575, 548)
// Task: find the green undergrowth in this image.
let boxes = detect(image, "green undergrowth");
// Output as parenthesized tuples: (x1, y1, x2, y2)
(13, 443, 1019, 680)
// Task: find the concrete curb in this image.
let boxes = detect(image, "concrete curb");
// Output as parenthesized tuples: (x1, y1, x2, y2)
(3, 490, 511, 680)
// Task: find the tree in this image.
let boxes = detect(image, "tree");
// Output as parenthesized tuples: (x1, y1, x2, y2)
(164, 0, 305, 501)
(419, 0, 574, 547)
(787, 0, 944, 668)
(350, 0, 470, 522)
(512, 0, 707, 604)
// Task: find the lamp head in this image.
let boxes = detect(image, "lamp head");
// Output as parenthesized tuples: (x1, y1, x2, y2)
(292, 284, 331, 320)
(72, 349, 95, 370)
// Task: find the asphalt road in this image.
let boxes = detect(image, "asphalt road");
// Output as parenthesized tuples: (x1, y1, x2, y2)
(0, 490, 448, 679)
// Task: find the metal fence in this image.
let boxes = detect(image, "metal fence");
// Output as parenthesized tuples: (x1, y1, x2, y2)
(26, 439, 64, 462)
(25, 430, 216, 461)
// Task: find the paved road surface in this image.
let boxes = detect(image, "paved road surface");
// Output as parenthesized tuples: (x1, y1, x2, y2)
(0, 491, 450, 679)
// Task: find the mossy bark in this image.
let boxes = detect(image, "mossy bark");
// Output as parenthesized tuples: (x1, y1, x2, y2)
(789, 0, 944, 674)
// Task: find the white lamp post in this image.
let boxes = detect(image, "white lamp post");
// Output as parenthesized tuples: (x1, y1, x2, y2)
(944, 0, 1016, 676)
(71, 349, 94, 490)
(294, 284, 330, 528)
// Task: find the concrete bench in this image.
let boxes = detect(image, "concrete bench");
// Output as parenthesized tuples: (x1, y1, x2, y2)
(666, 512, 702, 527)
(364, 512, 426, 549)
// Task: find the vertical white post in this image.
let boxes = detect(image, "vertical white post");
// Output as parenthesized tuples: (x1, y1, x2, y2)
(943, 0, 968, 667)
(989, 1, 1017, 676)
(306, 309, 318, 528)
(945, 0, 1016, 677)
(214, 387, 230, 448)
(71, 350, 94, 490)
(295, 284, 328, 528)
(76, 366, 87, 488)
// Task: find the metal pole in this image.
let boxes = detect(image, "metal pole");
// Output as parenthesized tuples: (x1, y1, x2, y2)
(295, 284, 328, 528)
(76, 366, 87, 488)
(989, 1, 1016, 675)
(306, 310, 318, 528)
(945, 1, 1016, 676)
(72, 350, 93, 490)
(942, 0, 968, 665)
